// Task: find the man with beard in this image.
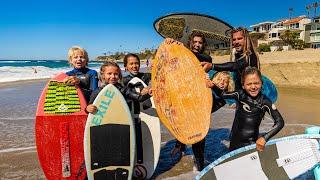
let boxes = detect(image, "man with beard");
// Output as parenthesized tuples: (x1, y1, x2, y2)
(201, 27, 260, 90)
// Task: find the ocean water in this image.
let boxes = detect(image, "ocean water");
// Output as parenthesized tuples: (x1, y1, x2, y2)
(0, 60, 127, 83)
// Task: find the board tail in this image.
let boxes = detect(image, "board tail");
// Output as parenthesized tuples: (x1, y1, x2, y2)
(306, 126, 320, 135)
(305, 126, 320, 180)
(276, 138, 320, 179)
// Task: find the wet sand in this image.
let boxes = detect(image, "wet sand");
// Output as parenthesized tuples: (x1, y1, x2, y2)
(0, 80, 319, 179)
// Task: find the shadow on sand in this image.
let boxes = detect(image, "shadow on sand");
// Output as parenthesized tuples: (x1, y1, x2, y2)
(152, 128, 231, 179)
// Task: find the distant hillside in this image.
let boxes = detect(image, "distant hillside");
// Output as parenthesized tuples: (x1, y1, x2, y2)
(95, 49, 156, 62)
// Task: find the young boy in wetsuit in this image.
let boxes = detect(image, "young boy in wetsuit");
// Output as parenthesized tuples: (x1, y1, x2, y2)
(221, 67, 284, 151)
(63, 46, 99, 103)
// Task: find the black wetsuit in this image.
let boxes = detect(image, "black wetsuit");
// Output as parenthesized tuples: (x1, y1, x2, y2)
(123, 72, 151, 86)
(123, 72, 152, 164)
(211, 86, 227, 112)
(221, 89, 284, 151)
(213, 53, 258, 90)
(66, 67, 99, 103)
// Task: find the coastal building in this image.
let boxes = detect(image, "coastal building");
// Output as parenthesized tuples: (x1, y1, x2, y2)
(304, 16, 320, 48)
(250, 16, 312, 45)
(250, 21, 274, 33)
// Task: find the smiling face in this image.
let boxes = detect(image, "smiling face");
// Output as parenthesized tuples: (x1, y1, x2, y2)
(69, 50, 87, 69)
(101, 66, 120, 84)
(190, 36, 204, 53)
(216, 75, 230, 90)
(242, 72, 262, 97)
(232, 31, 245, 53)
(125, 56, 140, 75)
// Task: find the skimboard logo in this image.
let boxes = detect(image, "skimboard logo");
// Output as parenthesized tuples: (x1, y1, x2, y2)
(58, 104, 68, 111)
(240, 101, 252, 112)
(133, 164, 147, 179)
(250, 155, 257, 160)
(92, 89, 115, 126)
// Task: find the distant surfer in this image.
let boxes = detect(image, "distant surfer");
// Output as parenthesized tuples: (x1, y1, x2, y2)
(32, 67, 37, 73)
(63, 46, 99, 103)
(146, 58, 150, 68)
(219, 67, 284, 151)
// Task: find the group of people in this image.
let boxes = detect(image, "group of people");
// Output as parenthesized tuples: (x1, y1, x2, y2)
(62, 26, 285, 175)
(165, 28, 284, 171)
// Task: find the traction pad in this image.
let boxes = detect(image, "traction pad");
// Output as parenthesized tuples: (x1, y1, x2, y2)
(90, 124, 130, 169)
(44, 81, 80, 114)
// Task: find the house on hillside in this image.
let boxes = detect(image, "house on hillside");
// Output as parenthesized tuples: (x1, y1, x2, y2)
(304, 16, 320, 48)
(249, 16, 312, 48)
(282, 16, 311, 41)
(250, 21, 274, 33)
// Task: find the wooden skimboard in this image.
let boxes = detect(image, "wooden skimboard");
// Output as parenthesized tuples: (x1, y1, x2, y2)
(35, 72, 87, 179)
(152, 41, 213, 145)
(128, 77, 161, 179)
(84, 84, 135, 180)
(196, 134, 320, 180)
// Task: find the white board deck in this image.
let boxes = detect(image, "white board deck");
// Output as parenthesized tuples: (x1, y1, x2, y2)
(196, 134, 320, 180)
(84, 84, 135, 180)
(128, 77, 161, 179)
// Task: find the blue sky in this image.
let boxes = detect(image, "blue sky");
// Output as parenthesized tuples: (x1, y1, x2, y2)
(0, 0, 316, 60)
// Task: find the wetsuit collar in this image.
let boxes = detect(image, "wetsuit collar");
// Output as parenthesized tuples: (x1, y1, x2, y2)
(72, 67, 88, 73)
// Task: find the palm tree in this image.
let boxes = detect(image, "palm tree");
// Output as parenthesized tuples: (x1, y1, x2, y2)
(289, 7, 294, 19)
(313, 2, 319, 18)
(306, 4, 311, 18)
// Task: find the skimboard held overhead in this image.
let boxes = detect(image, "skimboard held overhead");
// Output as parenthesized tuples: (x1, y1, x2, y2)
(128, 77, 161, 179)
(35, 72, 88, 179)
(152, 40, 213, 145)
(196, 134, 320, 180)
(84, 84, 135, 180)
(153, 13, 233, 50)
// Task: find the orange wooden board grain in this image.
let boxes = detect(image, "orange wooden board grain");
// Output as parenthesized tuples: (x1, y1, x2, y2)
(152, 41, 213, 145)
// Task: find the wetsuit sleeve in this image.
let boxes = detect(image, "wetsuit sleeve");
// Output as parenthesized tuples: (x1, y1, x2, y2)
(90, 70, 99, 91)
(213, 57, 248, 72)
(120, 86, 151, 102)
(194, 53, 212, 63)
(262, 99, 285, 141)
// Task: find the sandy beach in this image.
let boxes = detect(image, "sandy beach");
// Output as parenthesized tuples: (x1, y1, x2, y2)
(1, 50, 320, 179)
(0, 79, 319, 179)
(213, 49, 320, 88)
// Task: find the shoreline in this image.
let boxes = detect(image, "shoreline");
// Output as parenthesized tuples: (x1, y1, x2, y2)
(0, 78, 49, 88)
